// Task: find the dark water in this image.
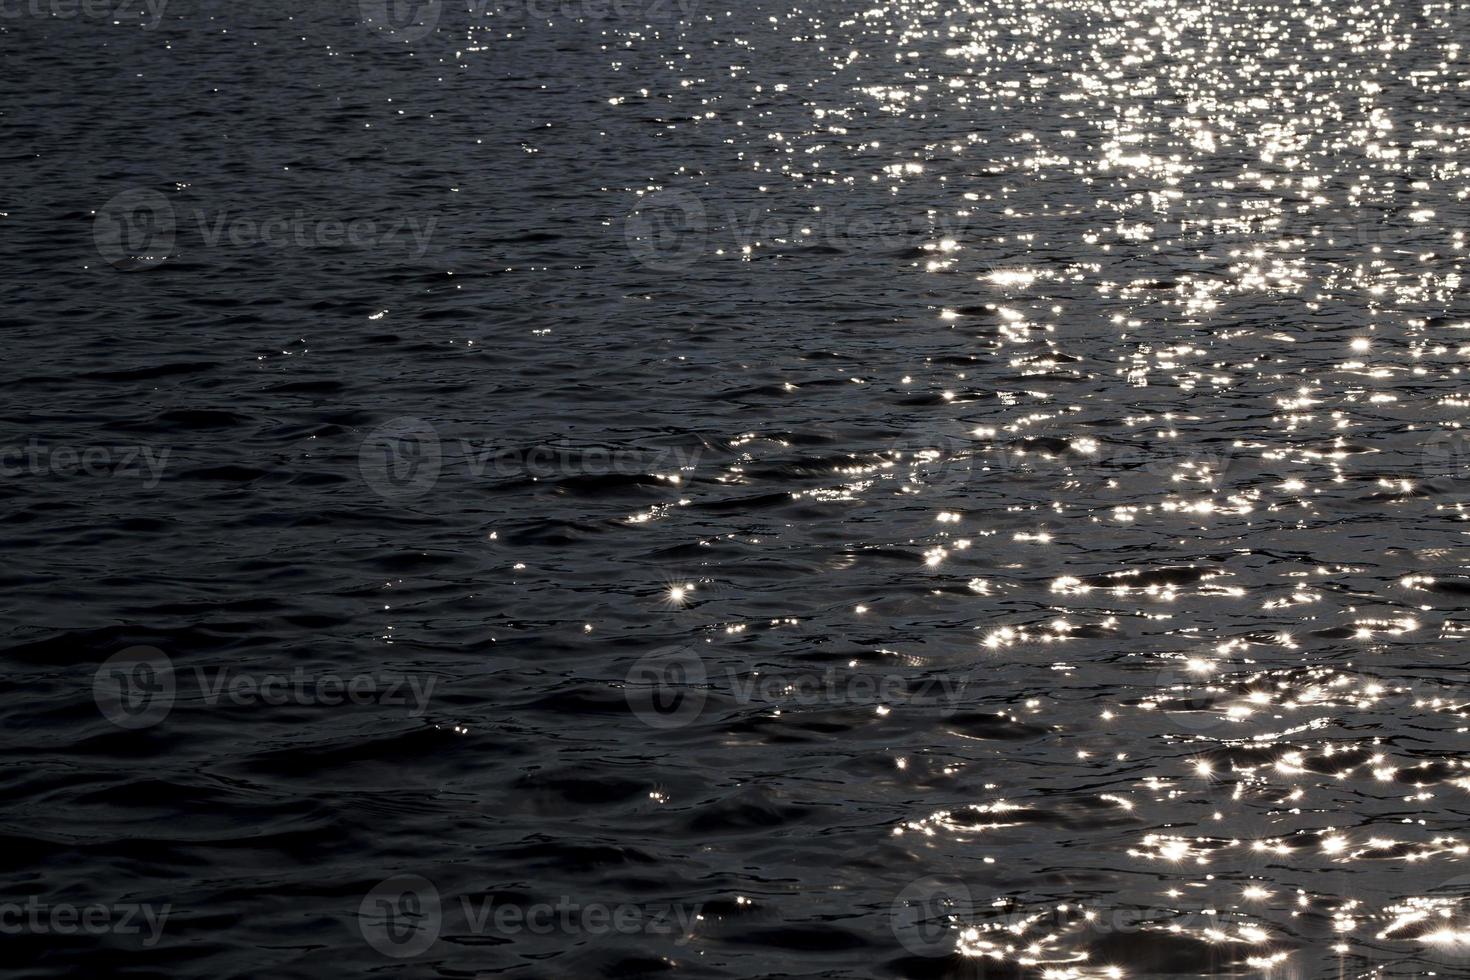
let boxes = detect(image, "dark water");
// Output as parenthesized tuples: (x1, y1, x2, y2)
(7, 0, 1470, 976)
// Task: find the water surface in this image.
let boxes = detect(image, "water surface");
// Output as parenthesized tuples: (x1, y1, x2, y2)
(5, 0, 1470, 976)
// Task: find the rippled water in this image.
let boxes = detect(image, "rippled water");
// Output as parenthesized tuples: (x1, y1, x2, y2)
(8, 0, 1470, 976)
